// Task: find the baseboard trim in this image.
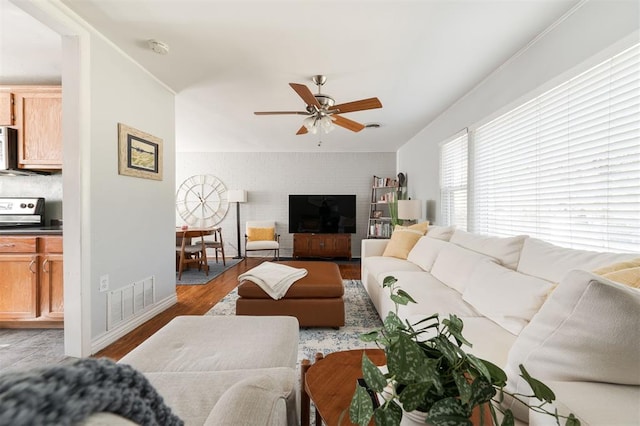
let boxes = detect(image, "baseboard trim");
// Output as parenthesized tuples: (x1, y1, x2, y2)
(90, 293, 177, 354)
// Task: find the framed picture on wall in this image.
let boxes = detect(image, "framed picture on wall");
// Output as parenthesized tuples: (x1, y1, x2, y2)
(118, 123, 163, 181)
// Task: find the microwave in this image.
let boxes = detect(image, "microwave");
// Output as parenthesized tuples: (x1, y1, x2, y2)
(0, 126, 18, 171)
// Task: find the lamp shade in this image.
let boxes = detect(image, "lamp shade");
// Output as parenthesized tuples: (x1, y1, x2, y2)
(227, 189, 247, 203)
(398, 199, 421, 220)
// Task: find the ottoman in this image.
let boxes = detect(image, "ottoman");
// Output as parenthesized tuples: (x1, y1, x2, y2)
(236, 261, 345, 328)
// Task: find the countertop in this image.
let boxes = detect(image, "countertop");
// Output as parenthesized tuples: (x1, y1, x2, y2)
(0, 226, 63, 236)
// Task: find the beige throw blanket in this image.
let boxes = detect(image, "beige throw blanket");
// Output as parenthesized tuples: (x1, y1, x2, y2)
(238, 262, 308, 300)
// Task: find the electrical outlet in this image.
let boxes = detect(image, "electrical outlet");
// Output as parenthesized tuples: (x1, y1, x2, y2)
(99, 274, 109, 292)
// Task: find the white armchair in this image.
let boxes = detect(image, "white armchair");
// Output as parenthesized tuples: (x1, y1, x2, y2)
(245, 220, 280, 260)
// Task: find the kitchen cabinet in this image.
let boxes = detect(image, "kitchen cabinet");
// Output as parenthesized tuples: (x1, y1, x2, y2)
(0, 85, 62, 171)
(14, 88, 62, 170)
(40, 236, 64, 320)
(292, 233, 351, 259)
(0, 92, 13, 125)
(0, 237, 38, 320)
(0, 235, 63, 327)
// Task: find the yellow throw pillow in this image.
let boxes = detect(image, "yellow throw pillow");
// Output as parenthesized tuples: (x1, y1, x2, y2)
(407, 221, 429, 235)
(602, 267, 640, 289)
(247, 227, 275, 242)
(593, 257, 640, 275)
(382, 225, 424, 259)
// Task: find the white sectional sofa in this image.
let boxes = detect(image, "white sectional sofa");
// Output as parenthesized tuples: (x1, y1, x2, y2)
(361, 226, 640, 425)
(99, 315, 300, 426)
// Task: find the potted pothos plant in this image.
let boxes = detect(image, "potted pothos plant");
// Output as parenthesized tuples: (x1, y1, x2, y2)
(349, 276, 580, 426)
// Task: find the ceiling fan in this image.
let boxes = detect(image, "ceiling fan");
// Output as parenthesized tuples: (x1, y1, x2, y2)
(254, 75, 382, 135)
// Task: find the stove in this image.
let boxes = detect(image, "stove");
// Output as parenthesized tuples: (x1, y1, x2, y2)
(0, 197, 46, 227)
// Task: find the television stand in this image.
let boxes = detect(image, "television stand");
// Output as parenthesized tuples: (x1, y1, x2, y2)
(293, 233, 351, 260)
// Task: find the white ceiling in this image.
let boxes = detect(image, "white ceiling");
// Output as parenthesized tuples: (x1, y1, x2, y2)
(2, 0, 584, 152)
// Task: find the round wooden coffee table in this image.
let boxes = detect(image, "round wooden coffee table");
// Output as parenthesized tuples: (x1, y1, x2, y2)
(302, 349, 386, 426)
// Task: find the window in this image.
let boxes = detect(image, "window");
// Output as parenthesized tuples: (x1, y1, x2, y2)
(472, 44, 640, 252)
(440, 131, 468, 230)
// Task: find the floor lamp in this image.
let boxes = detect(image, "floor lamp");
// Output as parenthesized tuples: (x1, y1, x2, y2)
(227, 190, 247, 259)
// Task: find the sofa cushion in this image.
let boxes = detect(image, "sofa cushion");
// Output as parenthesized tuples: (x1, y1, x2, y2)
(205, 374, 291, 426)
(527, 381, 640, 426)
(382, 225, 425, 259)
(592, 257, 640, 275)
(600, 266, 640, 288)
(362, 255, 424, 284)
(144, 368, 296, 426)
(462, 261, 555, 335)
(503, 270, 640, 421)
(425, 225, 456, 241)
(449, 230, 527, 270)
(406, 237, 449, 272)
(247, 227, 275, 242)
(430, 244, 496, 293)
(119, 316, 299, 372)
(516, 238, 638, 283)
(385, 271, 481, 321)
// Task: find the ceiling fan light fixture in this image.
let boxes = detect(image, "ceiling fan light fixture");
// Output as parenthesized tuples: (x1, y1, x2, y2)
(320, 115, 335, 133)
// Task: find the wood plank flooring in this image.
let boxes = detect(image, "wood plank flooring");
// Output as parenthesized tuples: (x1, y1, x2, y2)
(95, 258, 361, 361)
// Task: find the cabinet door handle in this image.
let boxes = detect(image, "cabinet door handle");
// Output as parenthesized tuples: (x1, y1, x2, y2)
(0, 243, 16, 248)
(29, 257, 37, 274)
(43, 258, 49, 273)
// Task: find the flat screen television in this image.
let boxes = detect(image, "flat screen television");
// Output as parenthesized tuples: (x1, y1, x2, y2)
(289, 194, 356, 234)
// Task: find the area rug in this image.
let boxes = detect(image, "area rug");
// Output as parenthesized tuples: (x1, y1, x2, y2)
(207, 279, 383, 364)
(176, 258, 242, 285)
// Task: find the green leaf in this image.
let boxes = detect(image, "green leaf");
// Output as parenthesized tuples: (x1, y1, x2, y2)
(453, 371, 472, 404)
(478, 359, 507, 387)
(383, 311, 404, 333)
(373, 400, 402, 426)
(398, 382, 432, 412)
(362, 354, 387, 393)
(426, 397, 472, 426)
(359, 330, 379, 342)
(443, 315, 472, 348)
(382, 276, 398, 288)
(391, 293, 413, 306)
(387, 334, 426, 382)
(565, 413, 581, 426)
(435, 335, 460, 365)
(349, 385, 374, 426)
(466, 353, 491, 382)
(519, 365, 555, 403)
(500, 410, 515, 426)
(467, 376, 496, 407)
(396, 289, 417, 304)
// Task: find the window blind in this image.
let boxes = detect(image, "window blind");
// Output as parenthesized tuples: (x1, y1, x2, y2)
(472, 43, 640, 253)
(440, 131, 468, 230)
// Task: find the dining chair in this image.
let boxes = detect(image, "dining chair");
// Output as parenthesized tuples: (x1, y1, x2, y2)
(176, 229, 209, 280)
(205, 227, 226, 265)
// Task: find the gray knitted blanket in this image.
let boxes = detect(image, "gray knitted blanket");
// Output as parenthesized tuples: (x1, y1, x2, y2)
(0, 357, 183, 426)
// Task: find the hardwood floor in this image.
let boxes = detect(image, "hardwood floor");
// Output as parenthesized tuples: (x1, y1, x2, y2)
(94, 258, 361, 361)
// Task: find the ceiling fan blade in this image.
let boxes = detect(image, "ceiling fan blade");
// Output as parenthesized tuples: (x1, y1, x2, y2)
(290, 83, 321, 108)
(332, 114, 365, 132)
(296, 125, 308, 135)
(331, 97, 382, 114)
(254, 111, 309, 115)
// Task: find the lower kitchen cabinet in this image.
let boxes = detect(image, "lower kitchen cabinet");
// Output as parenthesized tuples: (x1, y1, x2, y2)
(0, 235, 63, 327)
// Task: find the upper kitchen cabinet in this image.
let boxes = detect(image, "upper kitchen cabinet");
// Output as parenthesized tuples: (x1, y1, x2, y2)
(0, 92, 14, 125)
(13, 86, 62, 170)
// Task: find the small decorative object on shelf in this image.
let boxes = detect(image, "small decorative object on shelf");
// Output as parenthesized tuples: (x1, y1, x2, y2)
(367, 174, 405, 239)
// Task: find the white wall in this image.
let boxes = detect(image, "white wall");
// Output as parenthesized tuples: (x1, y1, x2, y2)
(175, 152, 395, 258)
(398, 0, 640, 225)
(87, 34, 176, 341)
(16, 0, 176, 355)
